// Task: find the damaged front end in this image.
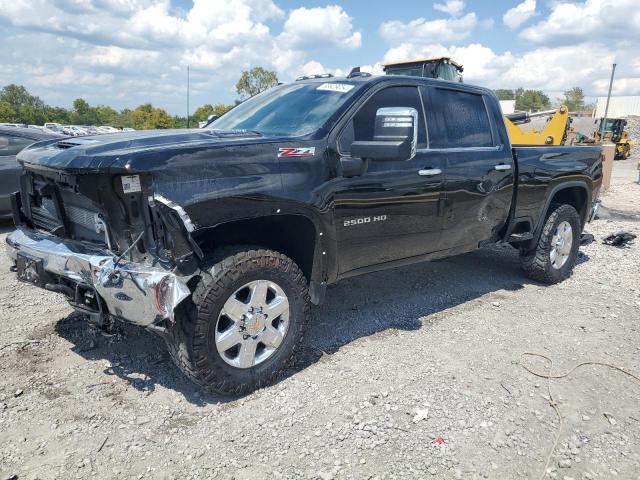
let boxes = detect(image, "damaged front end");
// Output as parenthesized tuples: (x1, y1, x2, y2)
(6, 167, 201, 328)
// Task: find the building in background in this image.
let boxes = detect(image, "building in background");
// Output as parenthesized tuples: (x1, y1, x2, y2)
(499, 100, 515, 115)
(595, 96, 640, 118)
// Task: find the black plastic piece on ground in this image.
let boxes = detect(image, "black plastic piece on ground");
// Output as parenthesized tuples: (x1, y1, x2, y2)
(603, 231, 636, 248)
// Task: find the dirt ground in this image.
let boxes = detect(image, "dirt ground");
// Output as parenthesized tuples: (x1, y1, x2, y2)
(1, 157, 639, 480)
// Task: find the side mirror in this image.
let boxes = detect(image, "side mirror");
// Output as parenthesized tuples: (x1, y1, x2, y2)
(207, 114, 219, 122)
(350, 107, 418, 161)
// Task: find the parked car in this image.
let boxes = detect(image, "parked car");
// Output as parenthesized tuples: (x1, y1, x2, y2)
(0, 126, 64, 219)
(61, 125, 88, 136)
(97, 126, 119, 133)
(44, 122, 64, 133)
(6, 75, 602, 395)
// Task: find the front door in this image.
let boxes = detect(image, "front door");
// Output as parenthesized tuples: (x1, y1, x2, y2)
(330, 85, 445, 275)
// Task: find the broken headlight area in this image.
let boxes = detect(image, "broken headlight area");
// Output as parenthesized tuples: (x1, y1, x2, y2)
(148, 194, 202, 276)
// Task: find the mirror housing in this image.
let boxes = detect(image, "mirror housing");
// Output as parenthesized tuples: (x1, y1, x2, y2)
(350, 107, 418, 161)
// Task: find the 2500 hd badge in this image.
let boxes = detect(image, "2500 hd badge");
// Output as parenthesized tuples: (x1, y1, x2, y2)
(343, 215, 387, 227)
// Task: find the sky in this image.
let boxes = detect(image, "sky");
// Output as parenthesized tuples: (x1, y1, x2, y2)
(1, 0, 639, 115)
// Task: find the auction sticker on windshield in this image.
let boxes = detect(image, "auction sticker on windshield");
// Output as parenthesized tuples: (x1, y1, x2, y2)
(317, 83, 354, 93)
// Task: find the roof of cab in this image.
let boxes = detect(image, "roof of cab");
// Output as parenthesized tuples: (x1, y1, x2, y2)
(294, 74, 494, 97)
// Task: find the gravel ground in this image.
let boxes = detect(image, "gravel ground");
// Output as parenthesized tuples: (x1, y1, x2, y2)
(1, 159, 639, 480)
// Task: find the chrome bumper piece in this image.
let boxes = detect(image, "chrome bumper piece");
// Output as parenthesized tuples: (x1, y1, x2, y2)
(5, 228, 190, 327)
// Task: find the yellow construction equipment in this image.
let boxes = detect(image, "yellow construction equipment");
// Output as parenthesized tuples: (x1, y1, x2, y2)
(503, 107, 572, 146)
(383, 57, 464, 82)
(591, 118, 635, 159)
(383, 57, 572, 146)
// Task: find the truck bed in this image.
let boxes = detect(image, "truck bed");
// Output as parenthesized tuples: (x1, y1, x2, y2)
(511, 145, 602, 241)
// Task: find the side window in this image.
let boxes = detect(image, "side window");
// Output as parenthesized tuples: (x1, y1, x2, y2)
(0, 135, 34, 156)
(425, 88, 494, 149)
(339, 86, 427, 153)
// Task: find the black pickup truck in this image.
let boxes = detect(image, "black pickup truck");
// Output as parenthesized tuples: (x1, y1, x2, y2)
(6, 75, 601, 395)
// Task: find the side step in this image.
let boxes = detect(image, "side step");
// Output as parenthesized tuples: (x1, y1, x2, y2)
(508, 232, 533, 242)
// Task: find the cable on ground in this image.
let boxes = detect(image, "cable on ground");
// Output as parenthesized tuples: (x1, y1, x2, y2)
(519, 352, 640, 480)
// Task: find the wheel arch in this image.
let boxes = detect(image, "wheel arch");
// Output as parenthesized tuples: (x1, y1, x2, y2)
(530, 181, 591, 247)
(192, 213, 324, 286)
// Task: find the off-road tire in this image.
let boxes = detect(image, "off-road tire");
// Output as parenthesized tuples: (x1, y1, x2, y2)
(520, 204, 581, 284)
(165, 248, 310, 396)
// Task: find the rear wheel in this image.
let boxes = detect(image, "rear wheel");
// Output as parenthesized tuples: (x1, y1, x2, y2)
(520, 204, 581, 284)
(166, 248, 309, 395)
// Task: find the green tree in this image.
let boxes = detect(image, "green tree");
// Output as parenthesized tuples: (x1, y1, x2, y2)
(127, 104, 173, 129)
(192, 103, 233, 123)
(94, 105, 118, 125)
(0, 101, 16, 122)
(515, 89, 551, 112)
(495, 89, 516, 100)
(45, 106, 71, 124)
(0, 84, 46, 123)
(562, 87, 585, 112)
(235, 67, 278, 99)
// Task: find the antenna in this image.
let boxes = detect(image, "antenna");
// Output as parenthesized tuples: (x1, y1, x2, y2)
(187, 65, 190, 129)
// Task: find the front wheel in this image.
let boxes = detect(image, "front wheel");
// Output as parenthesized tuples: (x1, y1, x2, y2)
(520, 204, 581, 284)
(166, 248, 310, 396)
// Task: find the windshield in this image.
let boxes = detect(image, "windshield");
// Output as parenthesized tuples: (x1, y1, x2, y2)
(210, 82, 361, 136)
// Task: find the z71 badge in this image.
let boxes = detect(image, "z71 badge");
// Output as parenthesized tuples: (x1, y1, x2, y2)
(278, 147, 316, 158)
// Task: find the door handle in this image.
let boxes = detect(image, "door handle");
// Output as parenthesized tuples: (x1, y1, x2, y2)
(494, 164, 512, 171)
(418, 168, 442, 176)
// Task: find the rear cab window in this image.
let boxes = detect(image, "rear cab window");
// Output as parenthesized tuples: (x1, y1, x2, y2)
(422, 87, 494, 149)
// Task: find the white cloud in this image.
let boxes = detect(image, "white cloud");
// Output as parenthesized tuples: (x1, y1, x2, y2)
(78, 46, 159, 69)
(593, 77, 640, 96)
(380, 13, 477, 44)
(31, 66, 113, 87)
(433, 0, 466, 17)
(383, 42, 514, 83)
(0, 0, 367, 113)
(279, 5, 362, 50)
(380, 38, 640, 95)
(503, 0, 536, 30)
(520, 0, 640, 45)
(297, 61, 328, 77)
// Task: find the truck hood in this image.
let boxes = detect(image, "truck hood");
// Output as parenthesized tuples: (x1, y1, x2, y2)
(17, 129, 278, 173)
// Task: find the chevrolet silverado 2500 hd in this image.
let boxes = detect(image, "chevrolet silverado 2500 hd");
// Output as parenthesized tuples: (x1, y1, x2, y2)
(6, 75, 602, 395)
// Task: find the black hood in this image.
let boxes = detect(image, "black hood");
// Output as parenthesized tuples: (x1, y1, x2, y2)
(17, 129, 280, 173)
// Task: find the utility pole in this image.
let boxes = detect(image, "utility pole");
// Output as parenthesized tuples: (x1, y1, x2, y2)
(187, 65, 190, 129)
(599, 63, 616, 143)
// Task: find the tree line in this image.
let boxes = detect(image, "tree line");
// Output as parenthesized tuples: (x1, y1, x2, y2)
(0, 67, 279, 129)
(494, 86, 590, 113)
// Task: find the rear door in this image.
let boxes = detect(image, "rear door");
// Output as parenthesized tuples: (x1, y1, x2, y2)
(422, 86, 514, 249)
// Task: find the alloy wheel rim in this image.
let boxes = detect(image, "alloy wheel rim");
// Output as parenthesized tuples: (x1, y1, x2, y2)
(550, 221, 573, 270)
(215, 280, 290, 369)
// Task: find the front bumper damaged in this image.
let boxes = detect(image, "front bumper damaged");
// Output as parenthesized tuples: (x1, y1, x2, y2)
(5, 228, 191, 327)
